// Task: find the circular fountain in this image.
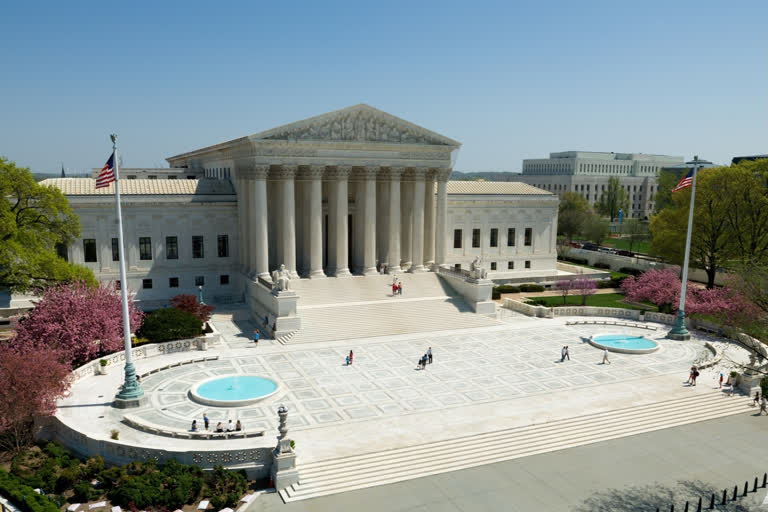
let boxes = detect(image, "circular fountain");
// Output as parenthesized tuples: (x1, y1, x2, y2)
(588, 334, 660, 354)
(189, 375, 279, 406)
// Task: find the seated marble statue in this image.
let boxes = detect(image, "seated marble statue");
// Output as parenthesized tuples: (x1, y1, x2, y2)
(469, 256, 487, 279)
(271, 264, 291, 292)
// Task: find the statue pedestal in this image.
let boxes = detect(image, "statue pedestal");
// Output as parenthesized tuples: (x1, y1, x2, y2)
(271, 444, 299, 490)
(738, 372, 763, 395)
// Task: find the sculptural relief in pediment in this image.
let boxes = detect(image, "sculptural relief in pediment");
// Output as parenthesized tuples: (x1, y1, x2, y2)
(261, 108, 451, 146)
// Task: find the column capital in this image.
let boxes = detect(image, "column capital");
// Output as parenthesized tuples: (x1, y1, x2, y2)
(435, 168, 451, 182)
(274, 165, 298, 180)
(325, 166, 351, 180)
(297, 165, 325, 181)
(354, 166, 379, 181)
(384, 166, 405, 180)
(410, 167, 428, 180)
(252, 164, 270, 179)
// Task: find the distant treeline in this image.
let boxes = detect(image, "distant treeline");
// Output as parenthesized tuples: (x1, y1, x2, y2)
(450, 171, 523, 181)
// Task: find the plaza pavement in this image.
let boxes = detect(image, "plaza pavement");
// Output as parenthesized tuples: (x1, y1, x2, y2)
(246, 413, 768, 512)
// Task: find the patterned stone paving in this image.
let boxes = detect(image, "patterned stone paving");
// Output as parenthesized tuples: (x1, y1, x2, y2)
(130, 320, 707, 435)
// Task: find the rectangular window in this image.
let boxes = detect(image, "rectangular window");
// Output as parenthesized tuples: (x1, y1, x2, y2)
(217, 235, 229, 257)
(139, 237, 152, 260)
(525, 260, 531, 269)
(169, 277, 179, 288)
(490, 228, 498, 248)
(220, 274, 230, 285)
(472, 229, 480, 248)
(166, 236, 178, 260)
(111, 238, 119, 261)
(507, 261, 514, 270)
(142, 278, 153, 289)
(453, 229, 462, 249)
(168, 175, 177, 180)
(490, 262, 497, 270)
(115, 280, 121, 290)
(195, 276, 205, 287)
(83, 239, 97, 262)
(147, 175, 157, 180)
(127, 175, 136, 180)
(524, 228, 532, 246)
(507, 228, 516, 246)
(192, 236, 204, 258)
(454, 263, 461, 271)
(55, 243, 68, 262)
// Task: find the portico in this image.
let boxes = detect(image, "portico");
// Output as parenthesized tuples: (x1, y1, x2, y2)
(167, 104, 460, 279)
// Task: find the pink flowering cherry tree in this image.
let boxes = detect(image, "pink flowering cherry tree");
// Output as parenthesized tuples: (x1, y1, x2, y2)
(9, 281, 143, 367)
(554, 279, 574, 305)
(573, 276, 597, 305)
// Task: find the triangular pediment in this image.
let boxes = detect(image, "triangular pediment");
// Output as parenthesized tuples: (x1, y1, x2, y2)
(250, 104, 460, 147)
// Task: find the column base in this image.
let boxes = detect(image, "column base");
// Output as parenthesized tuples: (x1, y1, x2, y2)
(362, 267, 378, 276)
(667, 332, 692, 341)
(309, 270, 326, 278)
(409, 265, 426, 273)
(388, 265, 402, 274)
(334, 268, 352, 277)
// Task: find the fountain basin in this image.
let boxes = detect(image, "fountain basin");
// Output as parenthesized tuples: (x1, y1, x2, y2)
(588, 334, 660, 354)
(189, 375, 279, 407)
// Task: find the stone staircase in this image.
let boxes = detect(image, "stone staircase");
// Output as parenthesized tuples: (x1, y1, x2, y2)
(279, 392, 751, 503)
(282, 273, 500, 344)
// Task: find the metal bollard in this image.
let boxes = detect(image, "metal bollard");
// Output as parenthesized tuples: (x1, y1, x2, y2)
(696, 496, 702, 512)
(722, 489, 727, 505)
(684, 501, 689, 512)
(763, 473, 767, 488)
(743, 481, 748, 496)
(754, 477, 758, 492)
(709, 493, 715, 509)
(732, 485, 738, 501)
(670, 504, 674, 512)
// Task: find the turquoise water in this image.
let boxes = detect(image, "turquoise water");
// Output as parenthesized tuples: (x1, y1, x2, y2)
(196, 376, 277, 401)
(594, 334, 658, 350)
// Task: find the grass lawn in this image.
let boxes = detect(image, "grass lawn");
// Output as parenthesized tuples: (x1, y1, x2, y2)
(526, 293, 657, 311)
(603, 238, 651, 255)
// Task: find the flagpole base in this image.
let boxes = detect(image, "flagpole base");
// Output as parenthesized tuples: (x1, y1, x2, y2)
(667, 310, 691, 340)
(113, 396, 149, 409)
(113, 361, 145, 408)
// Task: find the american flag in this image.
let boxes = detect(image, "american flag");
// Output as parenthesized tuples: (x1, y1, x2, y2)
(672, 169, 693, 193)
(95, 153, 116, 189)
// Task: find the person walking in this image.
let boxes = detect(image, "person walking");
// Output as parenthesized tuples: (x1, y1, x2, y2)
(427, 347, 433, 364)
(203, 413, 210, 431)
(253, 329, 259, 345)
(687, 366, 695, 385)
(718, 372, 724, 389)
(560, 346, 567, 363)
(349, 350, 354, 365)
(397, 282, 403, 295)
(753, 391, 761, 406)
(392, 282, 398, 297)
(602, 348, 611, 365)
(760, 396, 767, 416)
(692, 367, 699, 386)
(345, 355, 350, 366)
(564, 345, 570, 361)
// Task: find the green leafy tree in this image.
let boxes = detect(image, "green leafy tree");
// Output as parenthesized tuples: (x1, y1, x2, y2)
(620, 218, 649, 254)
(596, 177, 629, 222)
(650, 167, 733, 288)
(0, 157, 95, 292)
(581, 213, 609, 246)
(716, 159, 768, 263)
(653, 169, 679, 213)
(557, 192, 591, 242)
(137, 308, 203, 342)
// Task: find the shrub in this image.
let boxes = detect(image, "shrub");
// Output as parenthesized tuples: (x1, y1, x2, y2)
(205, 466, 247, 509)
(593, 262, 611, 269)
(525, 298, 549, 307)
(519, 284, 545, 293)
(170, 294, 215, 323)
(0, 470, 60, 512)
(72, 480, 99, 503)
(618, 267, 642, 276)
(492, 289, 500, 300)
(492, 285, 521, 300)
(561, 257, 589, 265)
(136, 308, 203, 343)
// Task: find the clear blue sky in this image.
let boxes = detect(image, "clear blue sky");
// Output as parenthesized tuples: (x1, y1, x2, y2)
(1, 0, 765, 174)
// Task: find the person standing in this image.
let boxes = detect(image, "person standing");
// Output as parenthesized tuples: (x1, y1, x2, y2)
(692, 367, 699, 386)
(760, 396, 767, 416)
(564, 345, 570, 361)
(398, 282, 403, 295)
(560, 346, 567, 363)
(349, 350, 354, 365)
(718, 372, 724, 389)
(203, 413, 210, 431)
(253, 329, 259, 345)
(753, 391, 761, 406)
(602, 348, 610, 365)
(392, 282, 398, 297)
(427, 347, 433, 364)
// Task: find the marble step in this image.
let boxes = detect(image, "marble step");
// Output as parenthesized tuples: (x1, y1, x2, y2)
(292, 273, 454, 306)
(280, 393, 750, 502)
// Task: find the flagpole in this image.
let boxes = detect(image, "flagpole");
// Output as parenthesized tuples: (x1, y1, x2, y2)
(112, 134, 144, 406)
(667, 163, 699, 340)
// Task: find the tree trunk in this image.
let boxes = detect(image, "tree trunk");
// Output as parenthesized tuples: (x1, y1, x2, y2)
(706, 266, 716, 289)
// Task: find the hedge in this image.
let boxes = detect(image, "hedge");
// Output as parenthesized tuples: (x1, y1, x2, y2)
(593, 262, 611, 269)
(492, 284, 521, 299)
(519, 284, 545, 292)
(618, 267, 643, 276)
(0, 470, 60, 512)
(136, 308, 203, 342)
(560, 256, 589, 265)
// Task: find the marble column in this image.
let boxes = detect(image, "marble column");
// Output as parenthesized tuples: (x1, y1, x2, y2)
(387, 167, 403, 273)
(401, 176, 413, 270)
(328, 166, 351, 277)
(435, 170, 449, 268)
(410, 168, 426, 272)
(360, 167, 378, 275)
(308, 165, 325, 278)
(423, 170, 436, 268)
(236, 176, 248, 273)
(250, 165, 270, 277)
(277, 165, 298, 277)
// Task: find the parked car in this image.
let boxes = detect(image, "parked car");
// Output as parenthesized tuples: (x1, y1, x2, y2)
(582, 243, 599, 251)
(616, 250, 634, 257)
(569, 242, 583, 249)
